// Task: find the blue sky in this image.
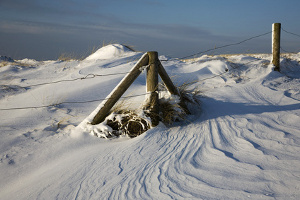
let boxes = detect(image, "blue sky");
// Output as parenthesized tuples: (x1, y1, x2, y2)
(1, 0, 300, 60)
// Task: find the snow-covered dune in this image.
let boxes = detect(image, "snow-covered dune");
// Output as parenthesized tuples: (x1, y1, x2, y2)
(0, 45, 299, 199)
(85, 44, 136, 61)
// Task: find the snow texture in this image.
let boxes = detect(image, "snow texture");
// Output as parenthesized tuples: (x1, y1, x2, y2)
(0, 44, 300, 199)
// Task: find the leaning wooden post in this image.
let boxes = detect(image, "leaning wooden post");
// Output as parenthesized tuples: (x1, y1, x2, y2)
(146, 51, 159, 126)
(157, 60, 190, 114)
(91, 53, 149, 125)
(272, 23, 281, 72)
(157, 61, 179, 95)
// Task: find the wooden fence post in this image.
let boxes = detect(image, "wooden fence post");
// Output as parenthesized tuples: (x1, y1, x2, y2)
(91, 51, 189, 126)
(91, 53, 149, 125)
(157, 60, 190, 114)
(146, 51, 159, 126)
(157, 61, 179, 95)
(272, 23, 281, 72)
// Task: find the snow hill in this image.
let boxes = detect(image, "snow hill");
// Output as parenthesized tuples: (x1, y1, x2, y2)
(85, 44, 136, 60)
(0, 44, 300, 199)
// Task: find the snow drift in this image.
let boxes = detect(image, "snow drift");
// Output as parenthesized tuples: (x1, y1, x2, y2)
(85, 44, 135, 61)
(0, 46, 300, 199)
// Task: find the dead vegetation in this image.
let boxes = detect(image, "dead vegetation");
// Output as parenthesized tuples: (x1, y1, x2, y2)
(106, 110, 150, 138)
(58, 53, 81, 61)
(94, 82, 201, 138)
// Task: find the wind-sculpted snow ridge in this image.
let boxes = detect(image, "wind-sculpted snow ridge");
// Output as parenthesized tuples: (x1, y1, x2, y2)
(0, 52, 300, 199)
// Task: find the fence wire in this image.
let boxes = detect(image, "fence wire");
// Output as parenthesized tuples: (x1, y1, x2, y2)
(160, 31, 272, 61)
(1, 70, 233, 111)
(0, 93, 148, 111)
(2, 58, 262, 111)
(282, 28, 300, 38)
(1, 27, 299, 111)
(6, 72, 131, 89)
(7, 28, 299, 90)
(280, 47, 298, 54)
(281, 28, 300, 53)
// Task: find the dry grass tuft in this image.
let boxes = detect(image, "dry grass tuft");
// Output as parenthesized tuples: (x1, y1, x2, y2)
(122, 44, 136, 52)
(158, 82, 201, 125)
(177, 82, 201, 106)
(159, 101, 186, 125)
(58, 53, 79, 61)
(0, 61, 10, 67)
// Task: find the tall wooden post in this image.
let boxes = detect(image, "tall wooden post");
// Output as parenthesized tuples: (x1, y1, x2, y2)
(272, 23, 281, 72)
(146, 51, 159, 126)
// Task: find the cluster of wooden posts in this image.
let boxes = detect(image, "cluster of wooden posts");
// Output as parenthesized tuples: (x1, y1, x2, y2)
(91, 23, 282, 126)
(91, 51, 188, 126)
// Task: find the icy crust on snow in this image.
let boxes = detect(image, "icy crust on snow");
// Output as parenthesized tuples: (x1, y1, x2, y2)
(1, 49, 300, 199)
(85, 44, 135, 61)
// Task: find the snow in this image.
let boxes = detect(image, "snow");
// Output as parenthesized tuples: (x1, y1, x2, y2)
(84, 44, 136, 61)
(1, 44, 300, 199)
(17, 58, 40, 66)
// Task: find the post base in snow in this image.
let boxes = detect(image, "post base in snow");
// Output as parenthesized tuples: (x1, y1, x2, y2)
(143, 92, 160, 127)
